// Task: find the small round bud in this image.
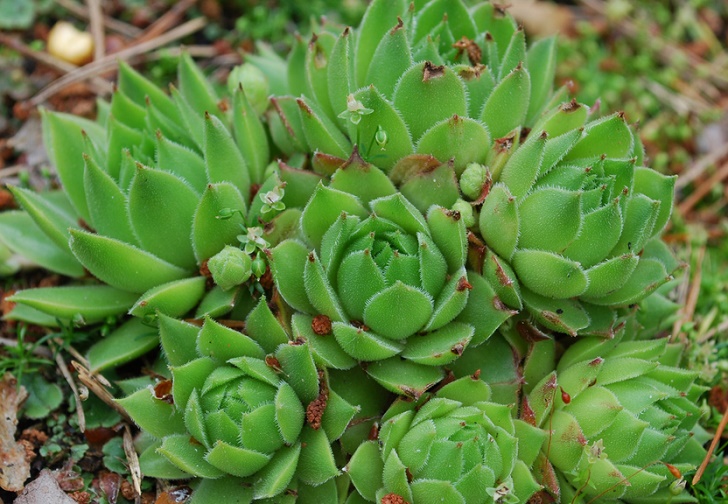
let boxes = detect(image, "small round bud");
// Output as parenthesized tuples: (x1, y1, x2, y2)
(459, 163, 488, 200)
(208, 246, 253, 291)
(669, 478, 686, 496)
(227, 64, 270, 115)
(452, 199, 475, 228)
(251, 253, 267, 278)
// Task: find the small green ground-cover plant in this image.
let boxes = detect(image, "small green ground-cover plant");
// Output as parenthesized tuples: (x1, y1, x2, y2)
(0, 0, 714, 503)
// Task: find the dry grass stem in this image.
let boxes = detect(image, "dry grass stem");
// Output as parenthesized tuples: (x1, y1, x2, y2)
(85, 0, 105, 61)
(692, 405, 728, 485)
(72, 361, 133, 423)
(678, 161, 728, 215)
(29, 17, 207, 106)
(123, 425, 142, 500)
(54, 0, 141, 38)
(53, 349, 86, 432)
(677, 143, 728, 190)
(134, 0, 199, 45)
(671, 243, 705, 343)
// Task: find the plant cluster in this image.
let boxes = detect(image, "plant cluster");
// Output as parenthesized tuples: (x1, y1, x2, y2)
(0, 1, 713, 503)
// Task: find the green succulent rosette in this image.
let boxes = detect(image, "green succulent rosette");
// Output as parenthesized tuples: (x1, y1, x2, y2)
(248, 0, 563, 211)
(477, 110, 684, 337)
(345, 375, 544, 504)
(118, 298, 359, 503)
(525, 334, 706, 503)
(270, 155, 514, 397)
(0, 55, 318, 334)
(251, 0, 685, 338)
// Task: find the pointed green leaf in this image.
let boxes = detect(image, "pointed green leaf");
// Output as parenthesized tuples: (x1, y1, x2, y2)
(393, 62, 468, 143)
(158, 434, 225, 478)
(355, 0, 407, 86)
(301, 183, 368, 249)
(0, 211, 83, 277)
(518, 187, 582, 252)
(204, 113, 251, 201)
(352, 85, 414, 172)
(526, 37, 557, 123)
(197, 316, 265, 362)
(479, 184, 519, 261)
(270, 240, 316, 314)
(297, 97, 352, 159)
(233, 86, 269, 185)
(304, 250, 348, 322)
(88, 318, 157, 372)
(192, 183, 247, 263)
(564, 113, 634, 161)
(363, 282, 433, 340)
(366, 358, 444, 398)
(366, 19, 413, 99)
(178, 52, 222, 119)
(128, 165, 198, 269)
(9, 285, 137, 324)
(252, 443, 301, 499)
(116, 389, 186, 439)
(416, 115, 489, 174)
(481, 65, 531, 139)
(83, 154, 137, 244)
(513, 249, 588, 299)
(156, 133, 208, 193)
(332, 322, 404, 361)
(8, 186, 79, 255)
(129, 276, 206, 318)
(69, 229, 191, 293)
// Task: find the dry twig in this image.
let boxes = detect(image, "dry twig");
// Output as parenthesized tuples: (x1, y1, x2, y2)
(55, 0, 141, 38)
(72, 361, 133, 423)
(692, 406, 728, 485)
(677, 161, 728, 215)
(29, 17, 207, 106)
(85, 0, 105, 61)
(53, 350, 86, 432)
(134, 0, 199, 45)
(676, 142, 728, 190)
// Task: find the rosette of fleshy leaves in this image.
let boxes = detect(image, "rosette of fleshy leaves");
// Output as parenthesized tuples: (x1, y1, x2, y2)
(473, 108, 684, 338)
(344, 374, 545, 504)
(269, 152, 515, 398)
(247, 0, 563, 210)
(0, 56, 318, 339)
(524, 333, 706, 503)
(249, 0, 685, 339)
(118, 297, 360, 503)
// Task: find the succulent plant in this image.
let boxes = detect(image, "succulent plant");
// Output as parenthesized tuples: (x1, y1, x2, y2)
(476, 110, 684, 337)
(260, 0, 562, 173)
(250, 0, 684, 339)
(118, 298, 360, 503)
(525, 334, 707, 503)
(0, 55, 316, 329)
(344, 374, 544, 504)
(269, 152, 514, 397)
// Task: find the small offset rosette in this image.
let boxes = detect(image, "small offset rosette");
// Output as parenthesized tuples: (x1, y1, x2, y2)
(118, 298, 359, 502)
(345, 374, 545, 504)
(525, 334, 706, 502)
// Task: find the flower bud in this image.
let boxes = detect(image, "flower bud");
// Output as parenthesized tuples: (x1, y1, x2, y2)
(459, 162, 487, 200)
(251, 253, 267, 278)
(207, 245, 252, 290)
